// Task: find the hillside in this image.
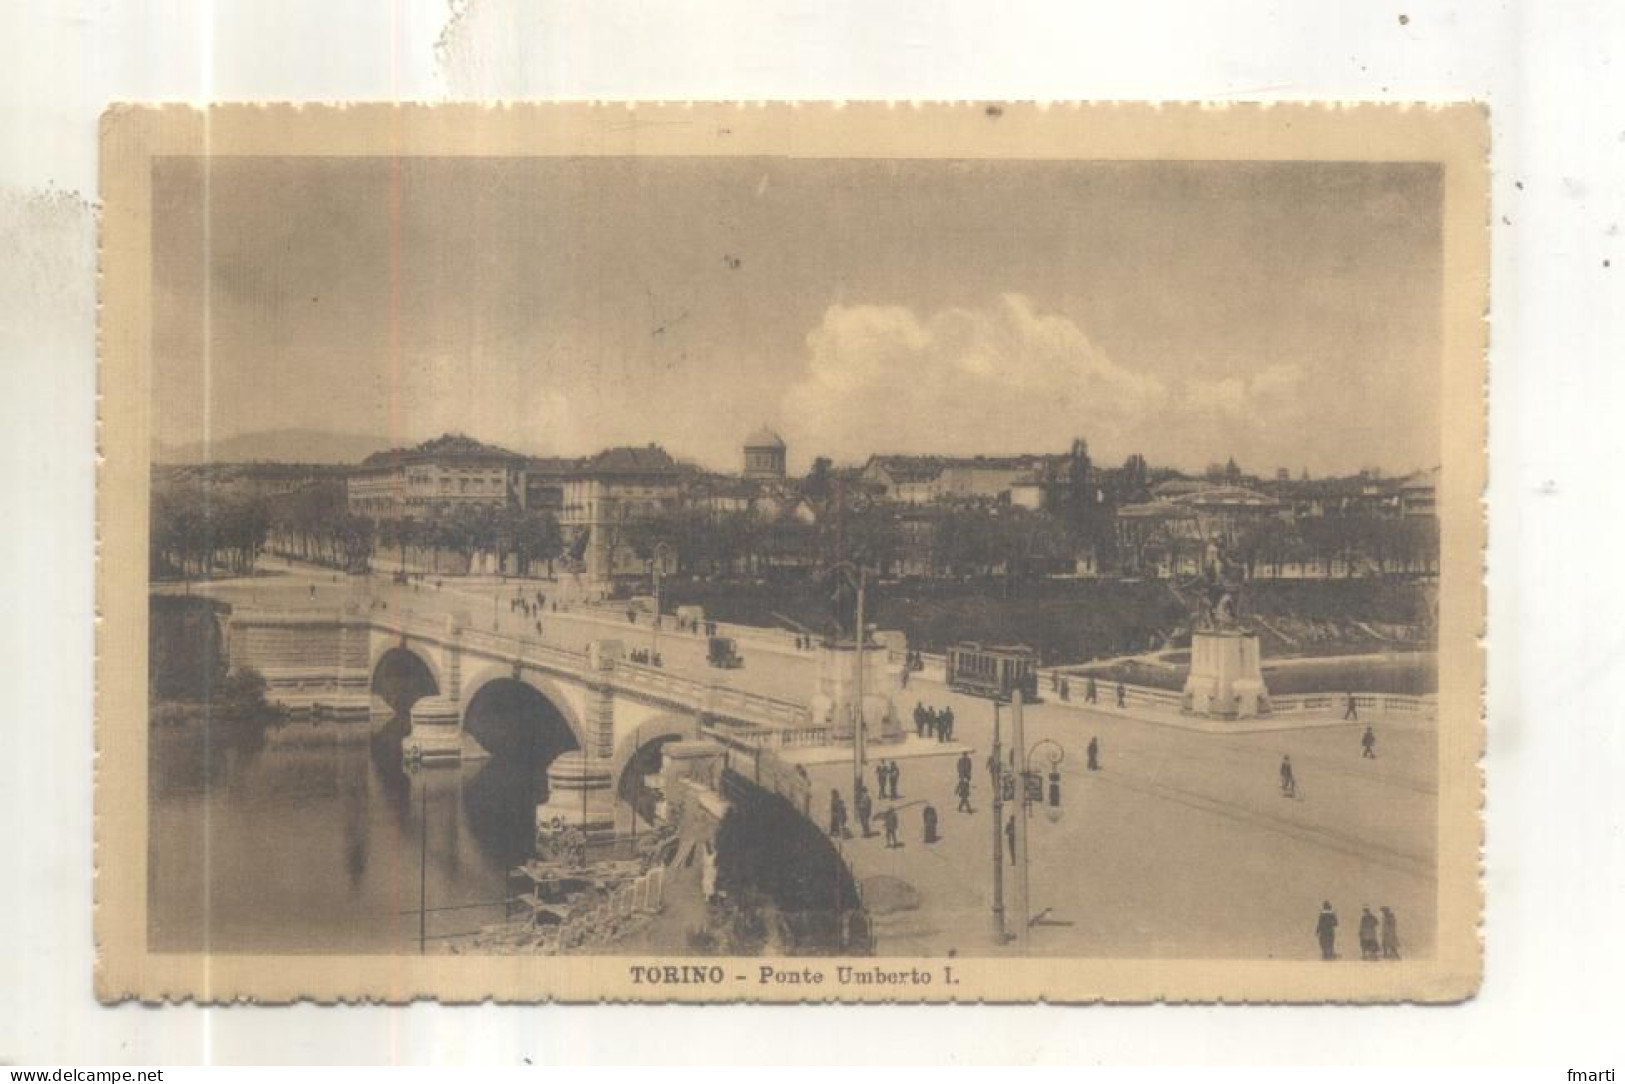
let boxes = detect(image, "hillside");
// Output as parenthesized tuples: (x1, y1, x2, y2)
(154, 428, 393, 466)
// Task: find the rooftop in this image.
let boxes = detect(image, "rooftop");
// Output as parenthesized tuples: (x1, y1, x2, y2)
(744, 426, 786, 449)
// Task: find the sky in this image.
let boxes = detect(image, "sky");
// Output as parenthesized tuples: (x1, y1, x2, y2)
(151, 155, 1442, 476)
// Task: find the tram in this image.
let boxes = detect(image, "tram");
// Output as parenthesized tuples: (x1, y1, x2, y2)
(944, 642, 1042, 703)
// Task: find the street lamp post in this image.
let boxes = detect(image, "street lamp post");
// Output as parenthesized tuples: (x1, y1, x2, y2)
(989, 689, 1067, 952)
(650, 541, 673, 664)
(825, 560, 870, 806)
(990, 699, 1007, 944)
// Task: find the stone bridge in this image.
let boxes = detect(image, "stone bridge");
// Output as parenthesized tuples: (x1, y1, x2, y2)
(225, 607, 823, 832)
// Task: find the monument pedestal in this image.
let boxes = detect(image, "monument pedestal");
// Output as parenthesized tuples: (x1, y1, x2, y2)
(1182, 630, 1270, 719)
(809, 640, 904, 744)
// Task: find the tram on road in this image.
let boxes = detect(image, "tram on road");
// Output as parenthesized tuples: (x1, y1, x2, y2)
(945, 642, 1041, 703)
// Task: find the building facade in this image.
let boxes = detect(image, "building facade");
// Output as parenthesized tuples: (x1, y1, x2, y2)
(347, 434, 526, 520)
(560, 445, 684, 584)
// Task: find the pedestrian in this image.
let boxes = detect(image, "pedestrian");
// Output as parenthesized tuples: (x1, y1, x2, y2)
(1087, 736, 1100, 772)
(1316, 901, 1339, 960)
(925, 707, 939, 742)
(309, 584, 316, 599)
(900, 664, 910, 689)
(874, 762, 887, 802)
(1344, 692, 1359, 721)
(1086, 677, 1098, 704)
(922, 803, 939, 844)
(957, 751, 973, 784)
(955, 776, 973, 813)
(882, 806, 900, 849)
(1005, 814, 1017, 864)
(828, 789, 848, 838)
(1060, 678, 1070, 702)
(1051, 671, 1060, 693)
(1359, 906, 1380, 961)
(914, 702, 927, 738)
(941, 706, 955, 743)
(1280, 755, 1297, 799)
(888, 759, 902, 799)
(1361, 725, 1377, 759)
(855, 785, 873, 838)
(1380, 906, 1401, 960)
(1116, 681, 1127, 709)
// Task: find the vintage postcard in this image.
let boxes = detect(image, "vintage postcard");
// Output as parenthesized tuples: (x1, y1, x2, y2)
(97, 102, 1486, 1002)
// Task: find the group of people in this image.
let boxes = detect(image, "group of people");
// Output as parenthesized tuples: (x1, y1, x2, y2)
(828, 784, 928, 851)
(628, 647, 663, 667)
(1315, 901, 1401, 961)
(1048, 672, 1127, 708)
(792, 633, 819, 650)
(509, 590, 547, 618)
(873, 758, 902, 799)
(912, 702, 957, 742)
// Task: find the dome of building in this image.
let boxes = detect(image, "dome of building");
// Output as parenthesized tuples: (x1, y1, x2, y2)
(744, 426, 786, 450)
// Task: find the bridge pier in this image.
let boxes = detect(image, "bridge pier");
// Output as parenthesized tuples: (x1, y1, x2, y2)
(534, 751, 617, 835)
(406, 695, 469, 763)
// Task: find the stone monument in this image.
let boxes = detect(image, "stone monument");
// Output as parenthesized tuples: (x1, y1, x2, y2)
(808, 569, 904, 744)
(1181, 540, 1270, 719)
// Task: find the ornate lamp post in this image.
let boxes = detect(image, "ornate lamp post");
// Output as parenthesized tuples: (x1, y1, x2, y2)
(989, 690, 1066, 951)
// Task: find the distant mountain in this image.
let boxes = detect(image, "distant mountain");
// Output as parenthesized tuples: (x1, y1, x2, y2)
(155, 429, 395, 466)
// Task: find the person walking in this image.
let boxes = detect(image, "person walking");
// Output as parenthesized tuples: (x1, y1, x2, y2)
(899, 664, 910, 689)
(855, 784, 874, 839)
(1344, 691, 1359, 721)
(924, 707, 939, 742)
(882, 806, 901, 849)
(941, 706, 955, 743)
(1316, 901, 1339, 960)
(887, 760, 902, 799)
(1087, 736, 1101, 772)
(1359, 906, 1381, 961)
(874, 762, 887, 802)
(957, 751, 973, 785)
(914, 702, 926, 739)
(1361, 725, 1377, 759)
(1116, 681, 1127, 709)
(1086, 676, 1098, 704)
(1005, 814, 1017, 865)
(922, 803, 939, 844)
(956, 776, 973, 814)
(1060, 678, 1070, 702)
(828, 789, 847, 838)
(1380, 906, 1401, 960)
(1280, 755, 1297, 798)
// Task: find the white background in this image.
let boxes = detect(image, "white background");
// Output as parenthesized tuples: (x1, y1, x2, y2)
(1, 0, 1620, 1066)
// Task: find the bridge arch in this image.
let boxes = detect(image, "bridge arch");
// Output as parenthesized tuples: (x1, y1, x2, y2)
(370, 645, 441, 717)
(610, 714, 700, 823)
(459, 672, 584, 771)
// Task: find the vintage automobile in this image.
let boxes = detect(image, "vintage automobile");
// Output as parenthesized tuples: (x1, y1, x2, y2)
(706, 636, 743, 669)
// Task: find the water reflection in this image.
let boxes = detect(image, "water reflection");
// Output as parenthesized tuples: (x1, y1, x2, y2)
(147, 713, 548, 954)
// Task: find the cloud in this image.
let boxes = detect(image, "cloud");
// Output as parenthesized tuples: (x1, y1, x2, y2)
(1175, 362, 1305, 422)
(781, 295, 1168, 462)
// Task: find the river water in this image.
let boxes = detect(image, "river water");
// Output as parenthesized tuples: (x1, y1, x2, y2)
(148, 716, 544, 954)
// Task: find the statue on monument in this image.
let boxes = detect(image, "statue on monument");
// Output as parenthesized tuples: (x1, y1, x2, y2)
(824, 566, 861, 643)
(1195, 536, 1247, 631)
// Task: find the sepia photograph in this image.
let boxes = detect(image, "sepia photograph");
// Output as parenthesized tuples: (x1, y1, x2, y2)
(95, 103, 1487, 1002)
